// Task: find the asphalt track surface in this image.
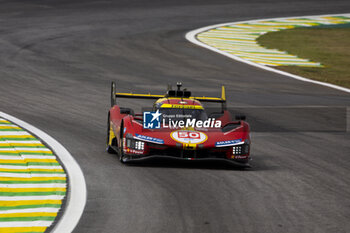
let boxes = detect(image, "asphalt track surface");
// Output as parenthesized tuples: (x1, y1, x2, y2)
(1, 1, 350, 233)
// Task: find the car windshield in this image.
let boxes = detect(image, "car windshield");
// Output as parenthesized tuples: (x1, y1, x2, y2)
(158, 108, 208, 122)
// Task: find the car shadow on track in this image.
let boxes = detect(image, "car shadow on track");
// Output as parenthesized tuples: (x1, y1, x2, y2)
(120, 156, 273, 171)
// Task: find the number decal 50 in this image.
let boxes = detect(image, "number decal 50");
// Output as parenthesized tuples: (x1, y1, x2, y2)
(171, 131, 207, 144)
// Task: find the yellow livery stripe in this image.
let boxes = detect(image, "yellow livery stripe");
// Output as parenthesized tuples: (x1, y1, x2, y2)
(161, 104, 204, 109)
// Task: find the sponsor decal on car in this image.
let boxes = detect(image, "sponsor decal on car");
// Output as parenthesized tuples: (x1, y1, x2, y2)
(135, 134, 164, 144)
(170, 130, 208, 144)
(126, 149, 144, 154)
(163, 118, 220, 129)
(231, 155, 248, 159)
(161, 104, 204, 109)
(143, 110, 162, 129)
(215, 139, 243, 147)
(142, 109, 221, 129)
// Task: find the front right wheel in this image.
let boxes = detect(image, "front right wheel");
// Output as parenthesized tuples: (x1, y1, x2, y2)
(118, 122, 126, 163)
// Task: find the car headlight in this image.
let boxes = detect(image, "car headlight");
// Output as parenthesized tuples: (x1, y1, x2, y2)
(232, 143, 249, 155)
(135, 140, 144, 150)
(126, 138, 145, 151)
(232, 145, 242, 155)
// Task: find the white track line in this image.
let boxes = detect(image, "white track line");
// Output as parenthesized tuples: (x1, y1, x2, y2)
(0, 196, 65, 201)
(0, 112, 86, 233)
(0, 183, 67, 188)
(0, 140, 42, 144)
(0, 131, 32, 136)
(186, 13, 350, 94)
(0, 155, 57, 160)
(0, 221, 52, 227)
(0, 148, 51, 151)
(0, 165, 63, 169)
(0, 173, 67, 177)
(0, 208, 60, 214)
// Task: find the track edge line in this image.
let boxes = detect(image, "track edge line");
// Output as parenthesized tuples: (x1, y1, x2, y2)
(185, 13, 350, 94)
(0, 111, 87, 233)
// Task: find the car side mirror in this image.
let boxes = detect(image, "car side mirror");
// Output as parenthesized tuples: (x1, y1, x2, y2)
(120, 107, 134, 116)
(235, 115, 246, 121)
(208, 112, 224, 119)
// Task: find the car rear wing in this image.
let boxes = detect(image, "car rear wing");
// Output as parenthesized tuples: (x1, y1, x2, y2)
(111, 81, 227, 111)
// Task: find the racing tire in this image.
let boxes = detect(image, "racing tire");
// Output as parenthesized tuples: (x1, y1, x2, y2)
(119, 122, 126, 163)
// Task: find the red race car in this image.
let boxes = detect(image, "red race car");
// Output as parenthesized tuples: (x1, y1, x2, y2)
(107, 82, 251, 167)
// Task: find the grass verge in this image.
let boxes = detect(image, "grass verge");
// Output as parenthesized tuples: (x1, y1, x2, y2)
(257, 24, 350, 88)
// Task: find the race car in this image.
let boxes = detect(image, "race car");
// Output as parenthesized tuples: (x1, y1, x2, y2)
(107, 82, 251, 167)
